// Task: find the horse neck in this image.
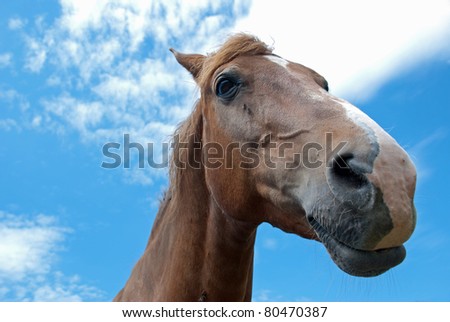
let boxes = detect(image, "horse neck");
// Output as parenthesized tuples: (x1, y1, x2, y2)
(142, 166, 258, 301)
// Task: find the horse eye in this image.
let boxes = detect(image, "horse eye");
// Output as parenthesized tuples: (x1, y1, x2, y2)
(215, 76, 240, 100)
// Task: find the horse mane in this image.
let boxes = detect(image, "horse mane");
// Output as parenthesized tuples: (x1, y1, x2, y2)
(166, 34, 273, 203)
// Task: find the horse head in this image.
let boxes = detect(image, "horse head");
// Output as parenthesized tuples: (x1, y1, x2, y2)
(171, 34, 416, 277)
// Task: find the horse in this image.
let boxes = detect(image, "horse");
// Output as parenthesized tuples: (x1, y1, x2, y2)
(114, 34, 417, 301)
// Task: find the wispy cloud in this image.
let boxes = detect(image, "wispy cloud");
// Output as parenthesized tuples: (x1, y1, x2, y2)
(14, 0, 250, 184)
(0, 211, 104, 301)
(8, 17, 27, 30)
(253, 289, 284, 302)
(407, 129, 447, 183)
(0, 88, 30, 132)
(408, 129, 447, 156)
(0, 53, 12, 68)
(0, 88, 30, 114)
(22, 0, 251, 145)
(0, 119, 20, 132)
(0, 212, 65, 280)
(24, 37, 47, 73)
(262, 238, 278, 251)
(31, 272, 104, 302)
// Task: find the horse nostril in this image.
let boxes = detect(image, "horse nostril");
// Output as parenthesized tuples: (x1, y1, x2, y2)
(330, 154, 369, 189)
(327, 153, 374, 209)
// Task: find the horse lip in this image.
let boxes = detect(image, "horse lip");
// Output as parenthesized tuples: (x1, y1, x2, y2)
(307, 216, 406, 277)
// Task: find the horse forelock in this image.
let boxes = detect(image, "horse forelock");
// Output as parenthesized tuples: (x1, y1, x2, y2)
(197, 33, 273, 88)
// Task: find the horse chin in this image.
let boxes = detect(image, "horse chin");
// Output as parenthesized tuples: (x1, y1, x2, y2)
(308, 217, 406, 277)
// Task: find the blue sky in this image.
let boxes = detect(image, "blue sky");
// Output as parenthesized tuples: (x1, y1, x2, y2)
(0, 0, 449, 301)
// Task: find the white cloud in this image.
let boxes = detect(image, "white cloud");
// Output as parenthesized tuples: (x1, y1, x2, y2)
(253, 289, 284, 301)
(234, 0, 450, 101)
(0, 119, 20, 132)
(19, 0, 251, 184)
(0, 211, 104, 301)
(0, 212, 67, 280)
(123, 167, 156, 186)
(31, 115, 43, 128)
(0, 88, 30, 132)
(42, 94, 106, 137)
(25, 0, 250, 144)
(407, 129, 447, 184)
(32, 273, 104, 302)
(0, 53, 12, 68)
(24, 38, 47, 73)
(8, 17, 26, 30)
(0, 88, 29, 111)
(262, 238, 278, 250)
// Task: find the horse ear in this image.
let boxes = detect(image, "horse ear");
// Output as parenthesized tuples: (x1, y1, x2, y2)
(170, 48, 206, 81)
